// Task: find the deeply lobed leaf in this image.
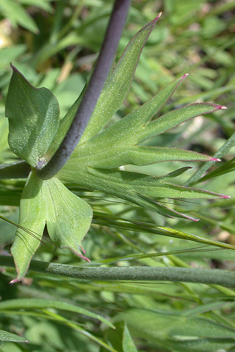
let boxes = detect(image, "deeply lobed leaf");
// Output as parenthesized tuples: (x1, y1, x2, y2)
(59, 167, 228, 221)
(47, 15, 162, 158)
(11, 171, 92, 281)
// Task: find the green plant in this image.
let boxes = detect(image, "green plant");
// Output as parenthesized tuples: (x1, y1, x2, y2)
(1, 13, 230, 282)
(0, 1, 235, 351)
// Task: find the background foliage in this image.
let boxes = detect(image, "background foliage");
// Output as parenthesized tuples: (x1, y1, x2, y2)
(0, 0, 235, 351)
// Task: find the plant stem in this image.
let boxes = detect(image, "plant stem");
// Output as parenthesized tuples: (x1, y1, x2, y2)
(36, 0, 132, 180)
(1, 256, 235, 287)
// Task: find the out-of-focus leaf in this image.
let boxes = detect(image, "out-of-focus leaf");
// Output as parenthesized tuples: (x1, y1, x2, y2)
(93, 211, 235, 251)
(0, 298, 114, 329)
(116, 309, 235, 352)
(0, 45, 26, 70)
(0, 0, 38, 33)
(198, 157, 235, 182)
(6, 66, 60, 167)
(19, 0, 53, 12)
(0, 330, 28, 343)
(185, 132, 235, 186)
(0, 342, 23, 352)
(123, 324, 138, 352)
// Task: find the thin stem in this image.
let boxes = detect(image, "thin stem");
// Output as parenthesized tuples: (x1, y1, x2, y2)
(36, 0, 132, 180)
(1, 256, 235, 287)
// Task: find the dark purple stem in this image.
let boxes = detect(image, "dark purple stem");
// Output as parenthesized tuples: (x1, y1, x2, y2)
(36, 0, 132, 180)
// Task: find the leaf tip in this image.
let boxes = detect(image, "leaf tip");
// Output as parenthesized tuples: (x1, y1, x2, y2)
(210, 158, 221, 161)
(183, 214, 199, 222)
(9, 278, 21, 285)
(221, 195, 231, 199)
(152, 12, 162, 24)
(182, 73, 189, 79)
(80, 254, 91, 263)
(68, 247, 91, 262)
(219, 105, 227, 110)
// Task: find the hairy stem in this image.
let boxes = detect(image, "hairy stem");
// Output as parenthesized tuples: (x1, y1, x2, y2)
(36, 0, 132, 180)
(1, 256, 235, 287)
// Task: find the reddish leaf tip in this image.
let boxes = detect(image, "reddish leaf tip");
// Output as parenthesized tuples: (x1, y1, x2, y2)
(210, 158, 221, 161)
(191, 218, 200, 222)
(77, 250, 90, 262)
(221, 195, 231, 199)
(151, 12, 162, 25)
(182, 73, 189, 79)
(220, 105, 227, 110)
(9, 278, 21, 285)
(81, 255, 91, 263)
(81, 246, 86, 254)
(184, 214, 199, 222)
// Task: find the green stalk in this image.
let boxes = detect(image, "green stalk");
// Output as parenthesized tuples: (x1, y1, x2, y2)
(1, 256, 235, 287)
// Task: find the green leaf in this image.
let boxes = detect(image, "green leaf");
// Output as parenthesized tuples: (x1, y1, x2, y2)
(44, 177, 92, 259)
(59, 167, 228, 220)
(139, 103, 226, 143)
(116, 309, 235, 352)
(19, 0, 53, 12)
(0, 330, 28, 343)
(0, 45, 26, 70)
(123, 324, 138, 352)
(71, 146, 217, 169)
(0, 0, 39, 33)
(10, 171, 92, 281)
(50, 16, 161, 156)
(196, 157, 235, 183)
(93, 212, 235, 250)
(0, 342, 23, 352)
(69, 75, 189, 165)
(79, 16, 161, 144)
(65, 78, 222, 171)
(10, 172, 46, 282)
(6, 66, 60, 167)
(0, 298, 114, 329)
